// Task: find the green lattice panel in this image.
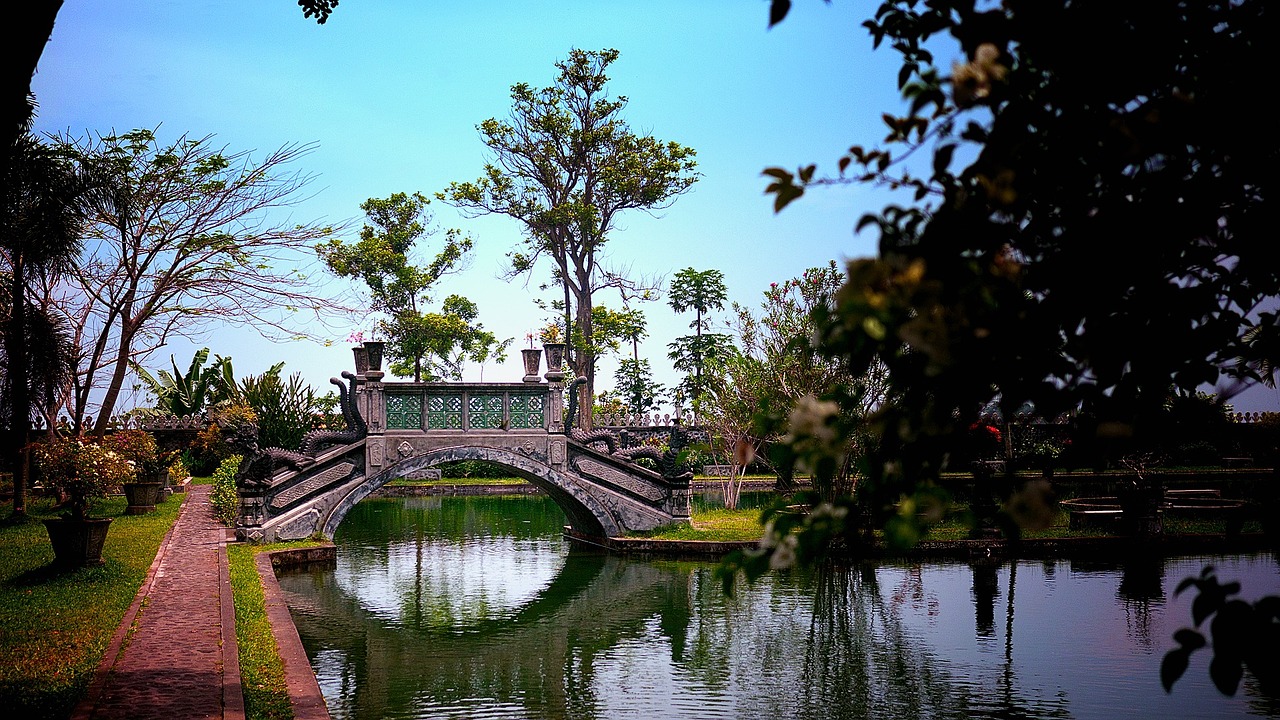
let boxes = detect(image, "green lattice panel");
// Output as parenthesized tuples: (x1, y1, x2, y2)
(426, 394, 463, 429)
(386, 393, 423, 429)
(468, 394, 505, 429)
(508, 394, 544, 429)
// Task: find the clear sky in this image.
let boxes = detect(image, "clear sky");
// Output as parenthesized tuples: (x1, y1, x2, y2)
(29, 0, 1280, 416)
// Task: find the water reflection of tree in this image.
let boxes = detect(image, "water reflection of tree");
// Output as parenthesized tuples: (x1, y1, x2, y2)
(1071, 555, 1166, 649)
(289, 497, 1081, 719)
(1117, 556, 1165, 649)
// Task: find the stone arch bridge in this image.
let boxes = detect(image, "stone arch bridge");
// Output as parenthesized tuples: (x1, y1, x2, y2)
(235, 369, 692, 543)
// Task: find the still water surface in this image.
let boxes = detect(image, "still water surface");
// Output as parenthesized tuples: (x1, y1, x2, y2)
(278, 494, 1280, 720)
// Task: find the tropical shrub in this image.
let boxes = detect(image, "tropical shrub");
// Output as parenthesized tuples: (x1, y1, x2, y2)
(210, 454, 243, 526)
(238, 369, 329, 451)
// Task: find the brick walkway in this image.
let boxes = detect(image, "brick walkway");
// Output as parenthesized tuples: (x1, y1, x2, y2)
(72, 485, 244, 720)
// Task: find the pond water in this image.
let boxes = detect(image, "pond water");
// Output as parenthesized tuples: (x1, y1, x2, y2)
(277, 495, 1280, 720)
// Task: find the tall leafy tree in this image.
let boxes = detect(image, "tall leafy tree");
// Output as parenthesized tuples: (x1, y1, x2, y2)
(53, 128, 342, 434)
(723, 263, 889, 500)
(667, 267, 733, 416)
(441, 48, 699, 427)
(318, 192, 504, 381)
(1, 132, 89, 517)
(605, 307, 666, 414)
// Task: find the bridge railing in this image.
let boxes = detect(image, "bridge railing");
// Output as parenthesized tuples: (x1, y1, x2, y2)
(366, 381, 560, 434)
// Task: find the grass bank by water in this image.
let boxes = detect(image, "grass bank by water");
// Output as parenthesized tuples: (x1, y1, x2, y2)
(0, 494, 182, 720)
(227, 540, 328, 720)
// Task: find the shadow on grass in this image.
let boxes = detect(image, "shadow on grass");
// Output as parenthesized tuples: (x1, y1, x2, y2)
(7, 560, 105, 587)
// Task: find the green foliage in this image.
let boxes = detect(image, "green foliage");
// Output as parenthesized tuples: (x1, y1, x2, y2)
(226, 542, 296, 720)
(28, 437, 135, 520)
(440, 48, 699, 425)
(131, 348, 234, 417)
(210, 454, 243, 526)
(438, 460, 518, 480)
(667, 267, 732, 404)
(1, 132, 92, 515)
(1163, 567, 1280, 696)
(318, 191, 506, 381)
(614, 358, 666, 414)
(237, 366, 325, 451)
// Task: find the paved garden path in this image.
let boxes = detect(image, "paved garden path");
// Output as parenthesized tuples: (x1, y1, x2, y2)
(72, 485, 244, 720)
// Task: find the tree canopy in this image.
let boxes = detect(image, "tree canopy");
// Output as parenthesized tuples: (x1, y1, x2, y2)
(54, 129, 342, 434)
(440, 48, 699, 427)
(725, 0, 1280, 588)
(318, 191, 504, 382)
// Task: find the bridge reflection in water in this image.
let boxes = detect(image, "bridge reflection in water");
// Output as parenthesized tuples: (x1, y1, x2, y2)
(277, 495, 1280, 720)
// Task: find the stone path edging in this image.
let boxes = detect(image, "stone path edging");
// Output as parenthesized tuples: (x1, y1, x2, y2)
(254, 550, 332, 720)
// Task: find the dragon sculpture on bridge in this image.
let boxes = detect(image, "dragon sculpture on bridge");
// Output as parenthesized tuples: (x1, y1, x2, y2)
(232, 371, 367, 491)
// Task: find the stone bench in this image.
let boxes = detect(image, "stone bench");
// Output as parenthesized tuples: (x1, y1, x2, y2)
(1069, 509, 1123, 530)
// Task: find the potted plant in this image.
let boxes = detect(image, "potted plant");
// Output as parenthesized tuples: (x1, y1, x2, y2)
(103, 429, 167, 513)
(30, 437, 135, 567)
(540, 322, 566, 375)
(521, 332, 542, 382)
(348, 330, 371, 374)
(364, 339, 385, 373)
(1117, 452, 1165, 536)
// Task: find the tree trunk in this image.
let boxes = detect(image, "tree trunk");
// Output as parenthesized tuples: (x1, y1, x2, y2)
(574, 286, 595, 430)
(92, 320, 136, 436)
(4, 258, 31, 516)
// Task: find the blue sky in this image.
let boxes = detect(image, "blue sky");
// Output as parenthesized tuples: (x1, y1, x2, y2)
(30, 0, 1280, 415)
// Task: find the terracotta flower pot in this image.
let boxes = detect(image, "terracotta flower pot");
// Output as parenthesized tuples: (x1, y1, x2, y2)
(43, 517, 113, 568)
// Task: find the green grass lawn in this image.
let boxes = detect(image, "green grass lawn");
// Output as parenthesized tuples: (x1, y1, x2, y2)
(635, 498, 1262, 544)
(0, 494, 182, 720)
(383, 475, 529, 487)
(227, 541, 325, 720)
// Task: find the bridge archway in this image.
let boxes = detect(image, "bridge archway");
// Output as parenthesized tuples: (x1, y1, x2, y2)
(322, 445, 622, 538)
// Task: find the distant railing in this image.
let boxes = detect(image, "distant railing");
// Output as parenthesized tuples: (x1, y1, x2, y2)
(1230, 411, 1278, 424)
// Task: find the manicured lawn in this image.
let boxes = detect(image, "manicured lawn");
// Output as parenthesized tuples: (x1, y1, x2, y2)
(0, 494, 182, 720)
(635, 498, 1262, 543)
(227, 542, 291, 720)
(227, 540, 327, 720)
(383, 475, 529, 487)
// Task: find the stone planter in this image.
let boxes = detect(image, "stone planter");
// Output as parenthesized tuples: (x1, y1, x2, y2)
(364, 341, 385, 372)
(1117, 484, 1164, 536)
(353, 345, 370, 374)
(543, 342, 566, 381)
(123, 481, 164, 514)
(43, 517, 113, 568)
(521, 348, 542, 383)
(148, 467, 171, 502)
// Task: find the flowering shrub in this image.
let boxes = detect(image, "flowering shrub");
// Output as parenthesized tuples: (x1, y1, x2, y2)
(104, 428, 183, 481)
(538, 322, 563, 344)
(30, 437, 135, 520)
